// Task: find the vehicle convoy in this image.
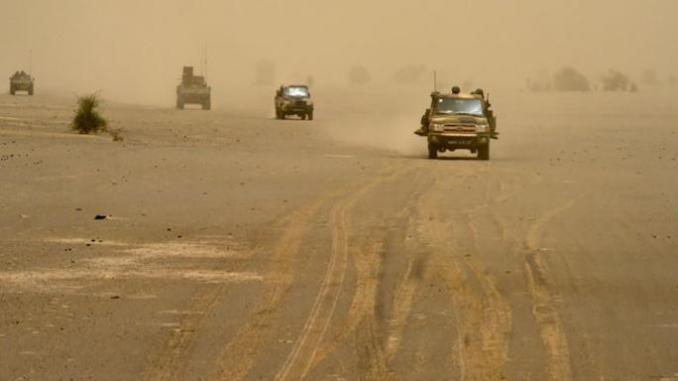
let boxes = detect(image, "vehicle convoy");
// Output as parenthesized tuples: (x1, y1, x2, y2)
(176, 66, 211, 110)
(9, 70, 34, 96)
(416, 86, 498, 160)
(275, 85, 314, 120)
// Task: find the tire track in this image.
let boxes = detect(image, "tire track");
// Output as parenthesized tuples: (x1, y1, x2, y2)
(144, 200, 324, 381)
(523, 199, 577, 381)
(416, 173, 513, 380)
(299, 168, 433, 381)
(144, 285, 226, 381)
(273, 203, 351, 381)
(212, 164, 411, 381)
(210, 198, 326, 381)
(274, 165, 417, 381)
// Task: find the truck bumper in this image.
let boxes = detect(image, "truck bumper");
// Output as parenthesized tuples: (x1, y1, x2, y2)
(282, 105, 313, 114)
(178, 93, 210, 103)
(428, 133, 489, 149)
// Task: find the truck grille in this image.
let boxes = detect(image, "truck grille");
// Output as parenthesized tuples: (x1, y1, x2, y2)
(443, 125, 475, 132)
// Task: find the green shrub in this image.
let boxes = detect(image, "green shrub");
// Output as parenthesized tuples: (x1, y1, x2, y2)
(72, 95, 107, 134)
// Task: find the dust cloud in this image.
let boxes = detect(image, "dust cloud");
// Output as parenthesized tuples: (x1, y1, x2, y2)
(2, 0, 677, 153)
(3, 1, 677, 101)
(3, 3, 678, 379)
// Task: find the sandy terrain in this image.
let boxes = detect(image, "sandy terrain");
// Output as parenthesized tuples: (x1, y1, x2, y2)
(1, 91, 678, 381)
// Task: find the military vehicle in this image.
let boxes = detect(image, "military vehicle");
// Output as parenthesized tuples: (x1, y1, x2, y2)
(275, 85, 314, 120)
(176, 66, 211, 110)
(416, 87, 498, 160)
(9, 71, 34, 96)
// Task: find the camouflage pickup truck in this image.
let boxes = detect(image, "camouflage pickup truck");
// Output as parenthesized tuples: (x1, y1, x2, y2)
(275, 85, 314, 120)
(417, 87, 497, 160)
(9, 71, 34, 96)
(176, 66, 211, 110)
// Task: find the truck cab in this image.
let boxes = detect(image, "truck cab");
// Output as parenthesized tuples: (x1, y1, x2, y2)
(425, 91, 497, 160)
(176, 66, 211, 110)
(9, 71, 34, 96)
(275, 85, 314, 120)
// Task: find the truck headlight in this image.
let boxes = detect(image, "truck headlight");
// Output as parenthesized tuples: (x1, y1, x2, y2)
(475, 124, 488, 133)
(431, 123, 444, 132)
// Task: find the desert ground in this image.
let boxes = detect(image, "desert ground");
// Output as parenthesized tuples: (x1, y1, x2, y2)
(1, 89, 678, 381)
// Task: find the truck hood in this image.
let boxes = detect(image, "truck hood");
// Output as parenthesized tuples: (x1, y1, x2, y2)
(430, 115, 486, 125)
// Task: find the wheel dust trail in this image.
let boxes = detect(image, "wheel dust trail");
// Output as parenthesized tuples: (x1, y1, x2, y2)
(416, 172, 513, 381)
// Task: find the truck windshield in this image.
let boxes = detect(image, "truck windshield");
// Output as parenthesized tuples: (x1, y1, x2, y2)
(434, 98, 483, 116)
(284, 87, 309, 97)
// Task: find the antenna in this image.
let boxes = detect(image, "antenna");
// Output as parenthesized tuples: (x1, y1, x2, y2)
(202, 45, 208, 79)
(433, 70, 437, 92)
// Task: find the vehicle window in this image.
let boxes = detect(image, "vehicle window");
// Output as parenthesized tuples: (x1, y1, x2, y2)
(435, 98, 484, 116)
(284, 87, 309, 97)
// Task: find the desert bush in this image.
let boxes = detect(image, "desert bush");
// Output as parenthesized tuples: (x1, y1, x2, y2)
(348, 65, 371, 86)
(72, 95, 107, 134)
(552, 67, 591, 92)
(601, 69, 633, 92)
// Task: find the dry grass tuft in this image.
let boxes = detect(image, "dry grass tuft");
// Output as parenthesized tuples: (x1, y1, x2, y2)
(72, 95, 107, 135)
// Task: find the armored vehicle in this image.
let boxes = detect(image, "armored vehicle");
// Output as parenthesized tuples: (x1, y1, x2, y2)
(176, 66, 211, 110)
(9, 71, 34, 96)
(417, 87, 497, 160)
(275, 85, 314, 120)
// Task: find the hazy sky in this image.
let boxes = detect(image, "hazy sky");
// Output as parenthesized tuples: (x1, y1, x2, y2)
(3, 0, 677, 103)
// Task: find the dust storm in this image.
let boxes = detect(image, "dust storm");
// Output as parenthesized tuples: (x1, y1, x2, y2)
(2, 1, 678, 380)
